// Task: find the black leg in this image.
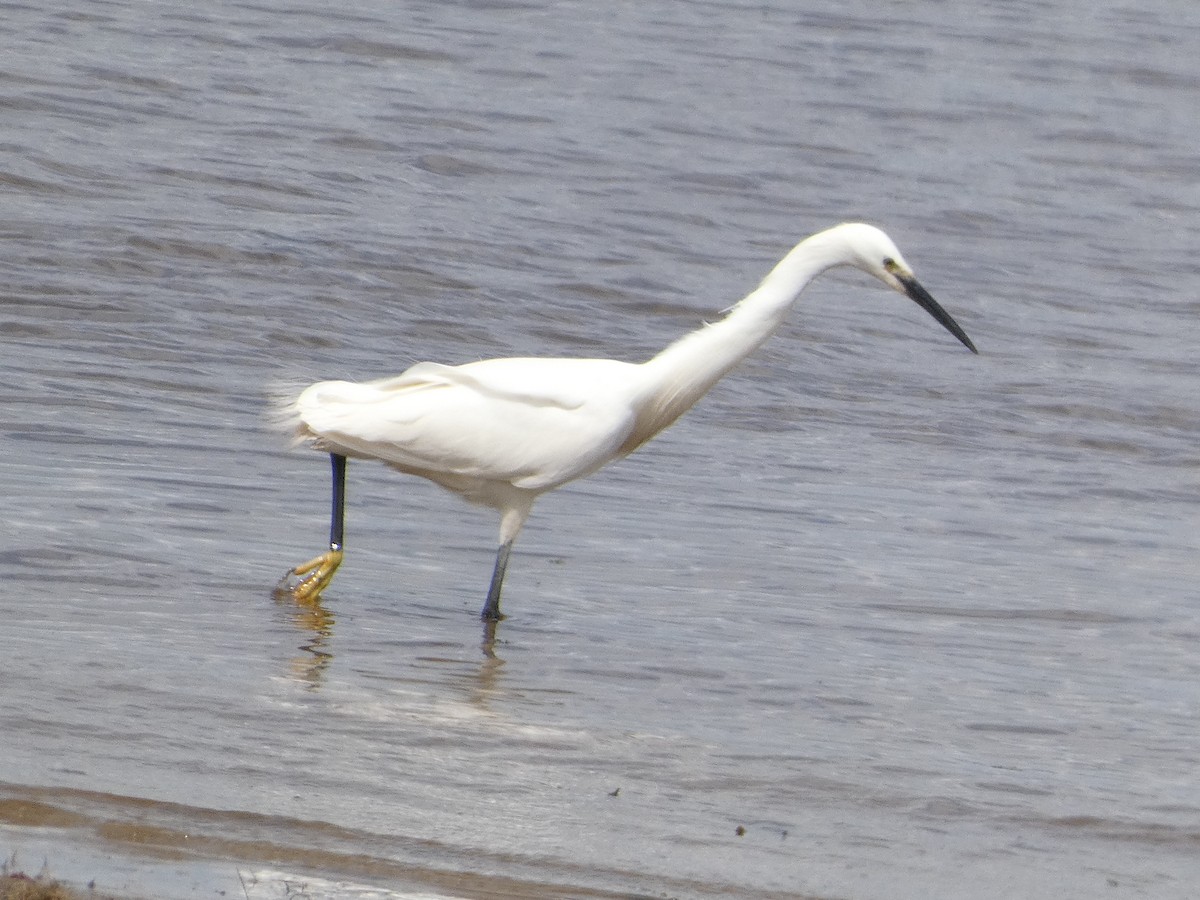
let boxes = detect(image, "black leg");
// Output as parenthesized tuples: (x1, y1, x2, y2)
(480, 540, 513, 620)
(279, 453, 348, 603)
(329, 453, 347, 552)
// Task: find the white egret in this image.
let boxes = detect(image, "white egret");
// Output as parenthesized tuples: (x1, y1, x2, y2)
(276, 223, 976, 619)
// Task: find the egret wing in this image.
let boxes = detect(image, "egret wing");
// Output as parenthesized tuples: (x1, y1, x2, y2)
(297, 358, 641, 489)
(369, 359, 598, 410)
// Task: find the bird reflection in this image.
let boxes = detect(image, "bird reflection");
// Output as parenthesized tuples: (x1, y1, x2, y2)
(274, 589, 508, 693)
(274, 592, 336, 688)
(481, 618, 499, 659)
(472, 618, 506, 701)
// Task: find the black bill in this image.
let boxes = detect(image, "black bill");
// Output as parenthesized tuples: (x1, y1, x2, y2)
(898, 274, 978, 354)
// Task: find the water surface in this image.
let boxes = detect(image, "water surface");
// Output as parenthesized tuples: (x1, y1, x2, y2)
(2, 1, 1199, 897)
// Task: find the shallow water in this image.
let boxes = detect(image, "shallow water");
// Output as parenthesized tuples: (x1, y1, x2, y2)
(3, 1, 1199, 898)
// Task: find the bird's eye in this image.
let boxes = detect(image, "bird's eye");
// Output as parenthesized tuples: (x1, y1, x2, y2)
(882, 257, 897, 270)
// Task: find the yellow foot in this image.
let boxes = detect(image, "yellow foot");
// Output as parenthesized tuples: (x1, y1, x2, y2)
(275, 549, 344, 604)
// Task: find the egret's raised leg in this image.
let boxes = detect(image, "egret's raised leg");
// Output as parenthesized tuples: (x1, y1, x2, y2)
(280, 453, 347, 603)
(480, 540, 514, 621)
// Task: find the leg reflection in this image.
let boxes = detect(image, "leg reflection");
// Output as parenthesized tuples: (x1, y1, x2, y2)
(277, 595, 336, 688)
(481, 616, 499, 659)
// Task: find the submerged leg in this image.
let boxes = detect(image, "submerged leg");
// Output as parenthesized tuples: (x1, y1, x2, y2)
(279, 453, 347, 603)
(480, 540, 514, 621)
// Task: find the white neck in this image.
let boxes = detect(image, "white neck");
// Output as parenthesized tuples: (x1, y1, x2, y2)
(620, 229, 853, 453)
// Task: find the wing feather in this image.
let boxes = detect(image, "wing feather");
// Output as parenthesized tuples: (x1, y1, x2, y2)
(294, 357, 642, 490)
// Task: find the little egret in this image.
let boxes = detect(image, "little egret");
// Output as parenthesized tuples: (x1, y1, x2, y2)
(276, 222, 976, 619)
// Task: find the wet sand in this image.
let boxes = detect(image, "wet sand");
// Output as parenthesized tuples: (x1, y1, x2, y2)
(2, 787, 817, 899)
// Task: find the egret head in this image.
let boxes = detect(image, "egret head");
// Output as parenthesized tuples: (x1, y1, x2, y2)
(838, 223, 978, 354)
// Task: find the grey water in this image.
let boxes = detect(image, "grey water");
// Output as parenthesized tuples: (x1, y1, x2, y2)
(2, 1, 1199, 898)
